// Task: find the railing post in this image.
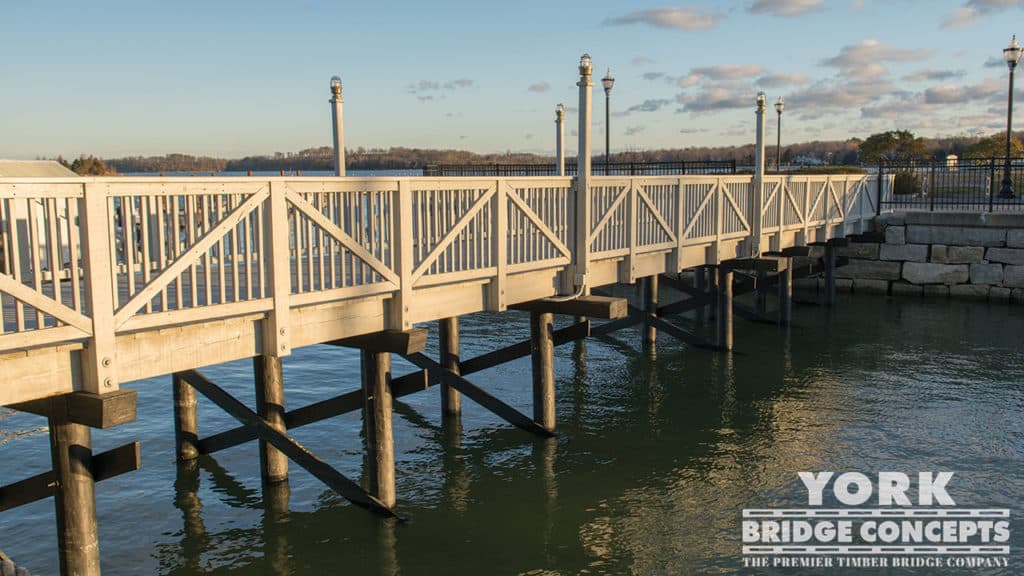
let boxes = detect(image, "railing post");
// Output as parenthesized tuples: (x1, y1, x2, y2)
(574, 54, 594, 292)
(752, 93, 767, 257)
(876, 162, 884, 216)
(80, 182, 118, 393)
(263, 182, 291, 357)
(990, 158, 997, 212)
(390, 180, 415, 330)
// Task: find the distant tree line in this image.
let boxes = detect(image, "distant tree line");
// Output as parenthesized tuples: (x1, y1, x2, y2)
(89, 130, 1024, 174)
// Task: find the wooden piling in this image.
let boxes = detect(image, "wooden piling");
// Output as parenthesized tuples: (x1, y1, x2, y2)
(439, 317, 461, 417)
(755, 270, 768, 315)
(173, 372, 199, 461)
(779, 261, 793, 326)
(708, 266, 718, 321)
(254, 356, 288, 485)
(695, 266, 706, 324)
(824, 242, 837, 306)
(643, 275, 658, 347)
(361, 350, 396, 508)
(49, 400, 101, 576)
(717, 268, 734, 351)
(530, 311, 556, 432)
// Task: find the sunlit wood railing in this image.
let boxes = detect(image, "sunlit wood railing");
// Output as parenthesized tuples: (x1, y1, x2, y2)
(0, 173, 881, 392)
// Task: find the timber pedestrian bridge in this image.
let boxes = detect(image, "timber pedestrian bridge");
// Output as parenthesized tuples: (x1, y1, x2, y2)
(0, 170, 881, 573)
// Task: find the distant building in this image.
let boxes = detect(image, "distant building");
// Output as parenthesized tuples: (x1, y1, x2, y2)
(0, 159, 77, 177)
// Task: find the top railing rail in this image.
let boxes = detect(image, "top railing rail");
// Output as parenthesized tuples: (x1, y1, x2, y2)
(423, 160, 737, 177)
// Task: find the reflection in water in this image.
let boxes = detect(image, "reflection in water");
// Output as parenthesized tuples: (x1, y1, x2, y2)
(2, 297, 1022, 575)
(262, 481, 291, 576)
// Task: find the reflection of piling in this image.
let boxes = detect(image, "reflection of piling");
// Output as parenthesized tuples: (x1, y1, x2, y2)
(642, 275, 658, 349)
(173, 459, 207, 571)
(262, 481, 291, 576)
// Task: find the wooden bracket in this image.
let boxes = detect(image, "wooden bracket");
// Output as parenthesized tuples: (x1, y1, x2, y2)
(10, 389, 137, 429)
(327, 328, 428, 354)
(509, 295, 628, 319)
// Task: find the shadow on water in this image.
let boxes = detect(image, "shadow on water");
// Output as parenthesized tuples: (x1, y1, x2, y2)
(2, 296, 1023, 575)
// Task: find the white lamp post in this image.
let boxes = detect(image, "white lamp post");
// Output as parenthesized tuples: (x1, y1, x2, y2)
(575, 53, 594, 291)
(774, 97, 785, 171)
(1000, 36, 1023, 198)
(555, 103, 566, 176)
(330, 75, 345, 177)
(601, 69, 615, 175)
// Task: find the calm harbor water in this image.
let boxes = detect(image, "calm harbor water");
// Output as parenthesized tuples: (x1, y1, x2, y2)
(1, 292, 1023, 575)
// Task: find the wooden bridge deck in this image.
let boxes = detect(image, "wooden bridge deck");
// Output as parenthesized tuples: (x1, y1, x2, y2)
(0, 173, 880, 406)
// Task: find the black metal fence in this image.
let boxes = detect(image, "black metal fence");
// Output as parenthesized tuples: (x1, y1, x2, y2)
(879, 158, 1024, 212)
(422, 159, 737, 177)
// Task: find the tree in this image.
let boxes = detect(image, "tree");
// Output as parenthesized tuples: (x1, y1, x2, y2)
(858, 130, 928, 163)
(962, 132, 1024, 159)
(70, 155, 115, 175)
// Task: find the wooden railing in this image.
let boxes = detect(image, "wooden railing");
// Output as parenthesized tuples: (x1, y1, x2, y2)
(0, 173, 881, 394)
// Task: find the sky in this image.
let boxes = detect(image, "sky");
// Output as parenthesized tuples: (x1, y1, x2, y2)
(2, 0, 1022, 160)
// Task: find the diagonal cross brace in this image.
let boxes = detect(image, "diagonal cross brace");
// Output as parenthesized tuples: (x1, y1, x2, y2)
(402, 353, 554, 438)
(179, 369, 400, 519)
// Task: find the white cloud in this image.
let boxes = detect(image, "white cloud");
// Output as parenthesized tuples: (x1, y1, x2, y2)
(625, 126, 647, 135)
(942, 7, 978, 28)
(757, 73, 811, 87)
(626, 99, 673, 113)
(902, 68, 967, 82)
(747, 0, 824, 17)
(691, 64, 764, 79)
(632, 56, 655, 66)
(606, 7, 722, 31)
(677, 74, 703, 87)
(642, 72, 665, 81)
(923, 79, 1002, 104)
(943, 0, 1023, 28)
(820, 40, 933, 78)
(677, 88, 751, 112)
(528, 82, 551, 93)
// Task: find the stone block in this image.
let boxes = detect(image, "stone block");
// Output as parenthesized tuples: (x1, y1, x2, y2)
(922, 285, 949, 298)
(930, 244, 948, 263)
(990, 286, 1012, 303)
(837, 242, 880, 259)
(905, 225, 1005, 247)
(853, 278, 890, 294)
(1004, 265, 1024, 288)
(885, 225, 906, 245)
(891, 282, 923, 297)
(880, 243, 928, 262)
(950, 284, 990, 300)
(946, 246, 985, 264)
(1008, 229, 1024, 248)
(902, 262, 969, 285)
(985, 247, 1024, 265)
(793, 277, 817, 292)
(970, 263, 1003, 285)
(876, 213, 906, 227)
(836, 278, 854, 293)
(808, 246, 825, 259)
(1012, 288, 1024, 304)
(835, 258, 902, 280)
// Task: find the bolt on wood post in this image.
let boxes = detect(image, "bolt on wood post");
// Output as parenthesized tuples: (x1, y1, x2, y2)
(173, 372, 199, 461)
(717, 268, 734, 351)
(439, 317, 461, 417)
(824, 243, 837, 307)
(643, 275, 658, 348)
(49, 398, 101, 576)
(530, 311, 556, 433)
(254, 355, 288, 485)
(779, 262, 793, 326)
(361, 350, 396, 508)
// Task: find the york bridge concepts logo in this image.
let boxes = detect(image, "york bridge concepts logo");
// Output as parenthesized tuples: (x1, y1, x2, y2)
(742, 472, 1011, 570)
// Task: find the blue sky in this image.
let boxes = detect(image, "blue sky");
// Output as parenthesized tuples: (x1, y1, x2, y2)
(2, 0, 1021, 159)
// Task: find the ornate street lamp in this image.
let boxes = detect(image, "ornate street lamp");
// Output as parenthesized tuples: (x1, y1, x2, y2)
(774, 97, 785, 171)
(602, 69, 615, 175)
(1000, 35, 1022, 198)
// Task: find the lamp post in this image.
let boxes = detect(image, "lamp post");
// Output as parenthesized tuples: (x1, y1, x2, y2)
(1000, 35, 1023, 198)
(555, 104, 566, 176)
(774, 97, 785, 172)
(330, 75, 345, 177)
(575, 53, 594, 292)
(601, 69, 615, 175)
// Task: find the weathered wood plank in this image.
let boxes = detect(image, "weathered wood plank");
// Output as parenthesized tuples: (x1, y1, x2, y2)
(328, 328, 428, 355)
